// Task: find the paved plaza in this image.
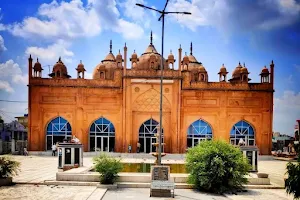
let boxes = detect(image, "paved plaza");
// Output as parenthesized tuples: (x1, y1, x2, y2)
(0, 154, 295, 200)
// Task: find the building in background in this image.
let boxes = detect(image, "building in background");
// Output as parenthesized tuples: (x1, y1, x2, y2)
(272, 132, 294, 151)
(27, 32, 274, 154)
(15, 114, 28, 129)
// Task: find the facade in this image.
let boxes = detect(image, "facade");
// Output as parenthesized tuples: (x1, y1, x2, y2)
(28, 32, 274, 154)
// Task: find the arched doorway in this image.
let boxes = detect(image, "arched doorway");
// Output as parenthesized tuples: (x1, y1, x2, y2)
(230, 120, 255, 146)
(138, 118, 163, 153)
(46, 116, 72, 150)
(187, 119, 212, 148)
(89, 117, 115, 152)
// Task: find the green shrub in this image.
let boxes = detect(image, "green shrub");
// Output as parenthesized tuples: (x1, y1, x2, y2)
(285, 155, 300, 199)
(186, 140, 250, 194)
(93, 154, 123, 184)
(0, 156, 21, 178)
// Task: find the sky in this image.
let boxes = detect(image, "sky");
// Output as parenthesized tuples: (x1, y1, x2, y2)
(0, 0, 299, 135)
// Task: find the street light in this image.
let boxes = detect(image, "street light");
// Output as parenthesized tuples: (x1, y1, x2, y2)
(136, 0, 191, 165)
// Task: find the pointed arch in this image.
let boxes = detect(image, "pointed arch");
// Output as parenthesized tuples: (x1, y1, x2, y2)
(89, 117, 115, 152)
(46, 116, 72, 150)
(133, 88, 171, 112)
(187, 119, 213, 148)
(138, 118, 163, 153)
(230, 120, 255, 146)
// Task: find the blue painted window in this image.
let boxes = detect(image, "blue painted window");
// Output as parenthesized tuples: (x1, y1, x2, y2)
(230, 120, 255, 146)
(187, 119, 213, 148)
(46, 117, 72, 150)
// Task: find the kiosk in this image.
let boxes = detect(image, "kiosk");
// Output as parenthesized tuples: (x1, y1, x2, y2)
(58, 143, 83, 170)
(240, 146, 259, 172)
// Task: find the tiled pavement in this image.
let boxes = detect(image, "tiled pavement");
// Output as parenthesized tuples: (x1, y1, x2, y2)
(0, 154, 295, 200)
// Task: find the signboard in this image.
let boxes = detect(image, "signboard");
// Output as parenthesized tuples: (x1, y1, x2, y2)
(151, 166, 169, 181)
(151, 181, 174, 190)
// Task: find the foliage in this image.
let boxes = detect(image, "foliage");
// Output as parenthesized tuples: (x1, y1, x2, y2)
(0, 156, 21, 178)
(285, 154, 300, 199)
(186, 140, 250, 194)
(93, 154, 123, 184)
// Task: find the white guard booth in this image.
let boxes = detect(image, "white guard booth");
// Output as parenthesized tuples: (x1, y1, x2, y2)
(58, 143, 83, 170)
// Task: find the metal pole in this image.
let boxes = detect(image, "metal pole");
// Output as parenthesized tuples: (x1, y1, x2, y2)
(158, 13, 165, 166)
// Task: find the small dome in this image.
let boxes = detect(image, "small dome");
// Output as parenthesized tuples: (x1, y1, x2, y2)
(76, 60, 85, 71)
(241, 63, 249, 74)
(261, 66, 269, 74)
(53, 58, 67, 74)
(219, 64, 227, 74)
(33, 58, 42, 71)
(116, 50, 122, 60)
(188, 54, 198, 63)
(168, 50, 174, 60)
(232, 62, 243, 78)
(103, 53, 116, 61)
(198, 65, 207, 73)
(131, 50, 138, 59)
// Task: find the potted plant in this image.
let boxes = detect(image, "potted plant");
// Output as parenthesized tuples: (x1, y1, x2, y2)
(93, 154, 123, 188)
(0, 156, 21, 186)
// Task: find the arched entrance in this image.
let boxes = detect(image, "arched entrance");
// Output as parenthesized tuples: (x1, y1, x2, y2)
(89, 117, 115, 152)
(230, 120, 255, 146)
(46, 116, 72, 150)
(187, 119, 212, 148)
(138, 118, 163, 153)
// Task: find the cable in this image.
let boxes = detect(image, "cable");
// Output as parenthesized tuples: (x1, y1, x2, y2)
(0, 100, 28, 103)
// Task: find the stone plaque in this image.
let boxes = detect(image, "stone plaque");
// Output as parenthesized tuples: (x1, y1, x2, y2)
(151, 166, 170, 181)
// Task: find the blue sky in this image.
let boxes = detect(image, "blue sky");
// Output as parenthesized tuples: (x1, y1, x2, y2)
(0, 0, 299, 135)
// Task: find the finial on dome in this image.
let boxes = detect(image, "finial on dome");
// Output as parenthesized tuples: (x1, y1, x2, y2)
(29, 54, 32, 59)
(119, 49, 121, 54)
(150, 31, 153, 45)
(271, 60, 274, 64)
(37, 58, 39, 62)
(244, 62, 246, 67)
(80, 60, 82, 64)
(190, 42, 193, 55)
(59, 57, 61, 62)
(109, 40, 112, 53)
(170, 49, 172, 54)
(239, 61, 241, 65)
(179, 44, 182, 49)
(134, 49, 136, 53)
(185, 52, 187, 56)
(125, 42, 127, 47)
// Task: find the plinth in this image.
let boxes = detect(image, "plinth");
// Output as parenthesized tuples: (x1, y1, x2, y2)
(150, 166, 174, 198)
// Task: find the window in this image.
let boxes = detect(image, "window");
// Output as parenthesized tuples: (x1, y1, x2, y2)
(46, 117, 72, 150)
(187, 119, 212, 148)
(230, 120, 255, 146)
(89, 117, 115, 152)
(100, 72, 105, 79)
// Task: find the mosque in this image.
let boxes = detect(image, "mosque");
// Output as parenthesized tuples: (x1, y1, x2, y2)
(27, 32, 274, 154)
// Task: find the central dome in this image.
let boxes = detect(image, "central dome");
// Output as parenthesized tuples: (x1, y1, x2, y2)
(133, 31, 169, 70)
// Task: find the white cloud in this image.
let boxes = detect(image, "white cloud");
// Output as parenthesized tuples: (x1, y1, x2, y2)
(6, 0, 144, 40)
(168, 0, 300, 32)
(0, 80, 14, 93)
(115, 19, 144, 39)
(8, 0, 100, 39)
(0, 59, 27, 86)
(274, 91, 300, 135)
(25, 40, 74, 65)
(0, 35, 6, 52)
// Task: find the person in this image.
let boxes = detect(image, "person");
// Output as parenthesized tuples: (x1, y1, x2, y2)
(52, 143, 57, 156)
(72, 135, 80, 143)
(23, 147, 28, 156)
(238, 138, 245, 146)
(128, 144, 132, 153)
(137, 142, 141, 153)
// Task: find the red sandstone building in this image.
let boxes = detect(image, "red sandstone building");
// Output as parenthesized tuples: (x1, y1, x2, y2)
(28, 32, 274, 154)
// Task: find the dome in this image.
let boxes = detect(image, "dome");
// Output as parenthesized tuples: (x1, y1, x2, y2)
(232, 62, 243, 78)
(198, 65, 207, 73)
(76, 60, 85, 71)
(103, 53, 116, 61)
(241, 67, 249, 74)
(33, 58, 42, 71)
(131, 50, 138, 59)
(219, 64, 227, 74)
(168, 50, 174, 60)
(116, 50, 122, 60)
(53, 57, 67, 74)
(261, 66, 269, 74)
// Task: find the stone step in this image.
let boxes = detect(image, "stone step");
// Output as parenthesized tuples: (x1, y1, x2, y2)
(87, 188, 107, 200)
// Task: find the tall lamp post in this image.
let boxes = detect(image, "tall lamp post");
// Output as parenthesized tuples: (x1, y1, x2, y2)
(136, 1, 191, 165)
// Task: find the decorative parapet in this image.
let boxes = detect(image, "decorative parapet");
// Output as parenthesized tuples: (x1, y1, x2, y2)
(29, 69, 122, 88)
(124, 69, 181, 79)
(182, 71, 273, 92)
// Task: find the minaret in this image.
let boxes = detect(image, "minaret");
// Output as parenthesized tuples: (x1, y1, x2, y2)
(178, 44, 182, 72)
(270, 60, 274, 88)
(28, 54, 33, 79)
(124, 43, 127, 73)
